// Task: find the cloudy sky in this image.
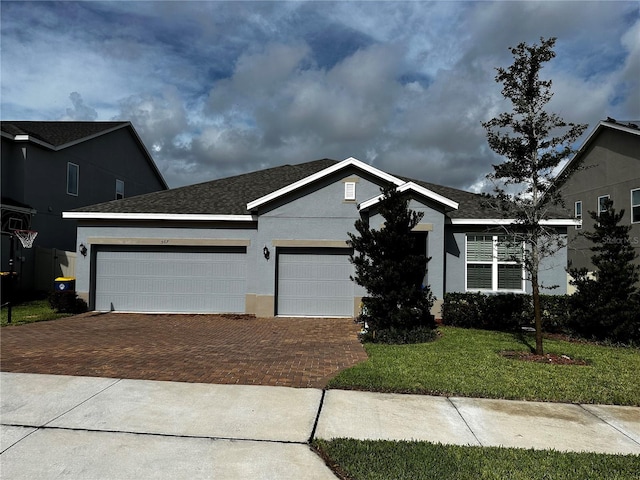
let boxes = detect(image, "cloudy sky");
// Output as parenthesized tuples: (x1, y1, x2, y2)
(2, 1, 638, 191)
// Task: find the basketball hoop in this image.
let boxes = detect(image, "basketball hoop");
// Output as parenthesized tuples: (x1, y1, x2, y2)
(13, 229, 38, 249)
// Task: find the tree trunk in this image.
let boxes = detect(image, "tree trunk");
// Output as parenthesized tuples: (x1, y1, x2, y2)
(532, 272, 543, 355)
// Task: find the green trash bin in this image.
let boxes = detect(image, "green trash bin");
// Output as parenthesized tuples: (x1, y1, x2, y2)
(54, 277, 76, 292)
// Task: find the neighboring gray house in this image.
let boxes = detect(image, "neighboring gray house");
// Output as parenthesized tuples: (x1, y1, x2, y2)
(556, 119, 640, 272)
(1, 121, 168, 289)
(65, 157, 574, 318)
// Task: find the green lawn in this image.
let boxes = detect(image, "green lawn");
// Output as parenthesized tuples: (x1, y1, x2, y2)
(1, 299, 72, 326)
(328, 327, 640, 406)
(314, 439, 640, 480)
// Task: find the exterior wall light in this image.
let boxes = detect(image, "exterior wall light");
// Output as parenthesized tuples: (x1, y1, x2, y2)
(79, 243, 88, 257)
(263, 245, 270, 260)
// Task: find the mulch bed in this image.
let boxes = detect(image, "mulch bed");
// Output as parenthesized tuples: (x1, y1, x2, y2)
(500, 350, 590, 365)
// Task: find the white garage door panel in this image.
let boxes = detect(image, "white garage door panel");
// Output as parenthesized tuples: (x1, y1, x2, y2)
(277, 252, 354, 317)
(95, 249, 246, 313)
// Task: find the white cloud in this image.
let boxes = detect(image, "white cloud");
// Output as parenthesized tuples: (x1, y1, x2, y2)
(1, 1, 638, 190)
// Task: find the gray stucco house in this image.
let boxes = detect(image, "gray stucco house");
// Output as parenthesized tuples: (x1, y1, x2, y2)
(1, 121, 168, 289)
(65, 157, 573, 317)
(556, 118, 640, 273)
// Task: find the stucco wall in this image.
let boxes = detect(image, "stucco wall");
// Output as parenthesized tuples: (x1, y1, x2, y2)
(73, 168, 460, 316)
(7, 128, 165, 254)
(445, 228, 569, 295)
(255, 168, 387, 305)
(560, 128, 640, 271)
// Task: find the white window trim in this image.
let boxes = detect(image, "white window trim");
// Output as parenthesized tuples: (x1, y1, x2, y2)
(631, 188, 640, 224)
(116, 179, 125, 200)
(67, 162, 79, 196)
(465, 235, 525, 293)
(597, 195, 610, 216)
(575, 201, 582, 230)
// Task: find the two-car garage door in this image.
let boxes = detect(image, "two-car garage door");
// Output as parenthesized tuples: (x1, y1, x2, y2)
(94, 247, 246, 314)
(93, 246, 355, 316)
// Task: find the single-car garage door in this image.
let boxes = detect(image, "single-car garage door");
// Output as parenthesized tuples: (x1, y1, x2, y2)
(94, 246, 246, 313)
(277, 248, 354, 317)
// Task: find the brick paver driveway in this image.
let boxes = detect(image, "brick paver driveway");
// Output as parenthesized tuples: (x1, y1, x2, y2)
(0, 313, 368, 388)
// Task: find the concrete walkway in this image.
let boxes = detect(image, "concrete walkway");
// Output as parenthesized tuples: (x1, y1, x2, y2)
(2, 373, 639, 479)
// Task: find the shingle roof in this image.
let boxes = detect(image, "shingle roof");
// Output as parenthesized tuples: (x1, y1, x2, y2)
(71, 157, 517, 219)
(75, 159, 338, 215)
(1, 121, 129, 147)
(393, 175, 494, 219)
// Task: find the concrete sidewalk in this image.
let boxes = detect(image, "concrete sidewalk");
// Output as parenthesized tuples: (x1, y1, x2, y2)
(316, 390, 640, 455)
(2, 372, 639, 479)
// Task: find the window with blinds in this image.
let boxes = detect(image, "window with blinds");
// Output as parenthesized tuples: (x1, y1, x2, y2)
(466, 235, 524, 292)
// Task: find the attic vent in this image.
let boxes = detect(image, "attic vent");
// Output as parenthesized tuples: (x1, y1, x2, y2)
(344, 182, 356, 201)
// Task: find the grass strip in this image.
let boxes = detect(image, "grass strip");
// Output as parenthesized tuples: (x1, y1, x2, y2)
(328, 327, 640, 405)
(1, 299, 71, 326)
(314, 439, 640, 480)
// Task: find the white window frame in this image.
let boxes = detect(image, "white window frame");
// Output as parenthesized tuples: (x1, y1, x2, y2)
(597, 195, 610, 216)
(574, 201, 582, 229)
(465, 234, 525, 293)
(631, 188, 640, 224)
(344, 181, 356, 201)
(116, 179, 125, 200)
(67, 162, 79, 196)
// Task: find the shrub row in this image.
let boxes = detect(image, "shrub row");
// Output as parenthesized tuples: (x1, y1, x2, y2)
(441, 292, 570, 334)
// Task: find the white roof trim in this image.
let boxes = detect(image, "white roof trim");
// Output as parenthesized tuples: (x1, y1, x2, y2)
(359, 181, 459, 211)
(246, 157, 404, 211)
(450, 218, 580, 226)
(62, 212, 256, 222)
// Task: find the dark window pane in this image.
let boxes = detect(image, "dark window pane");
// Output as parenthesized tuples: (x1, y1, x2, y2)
(498, 264, 522, 290)
(467, 264, 492, 289)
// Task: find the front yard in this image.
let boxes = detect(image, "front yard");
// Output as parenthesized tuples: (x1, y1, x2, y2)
(2, 307, 638, 478)
(328, 326, 640, 406)
(321, 327, 640, 480)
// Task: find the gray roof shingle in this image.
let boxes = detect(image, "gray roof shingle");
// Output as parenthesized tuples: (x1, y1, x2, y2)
(1, 121, 129, 147)
(75, 159, 338, 215)
(72, 158, 520, 219)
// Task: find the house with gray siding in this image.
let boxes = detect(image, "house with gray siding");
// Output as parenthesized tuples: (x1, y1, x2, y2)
(556, 119, 640, 273)
(1, 121, 168, 289)
(65, 157, 574, 318)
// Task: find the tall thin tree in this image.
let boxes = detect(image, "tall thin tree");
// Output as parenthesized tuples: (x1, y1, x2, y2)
(347, 185, 435, 342)
(483, 37, 587, 354)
